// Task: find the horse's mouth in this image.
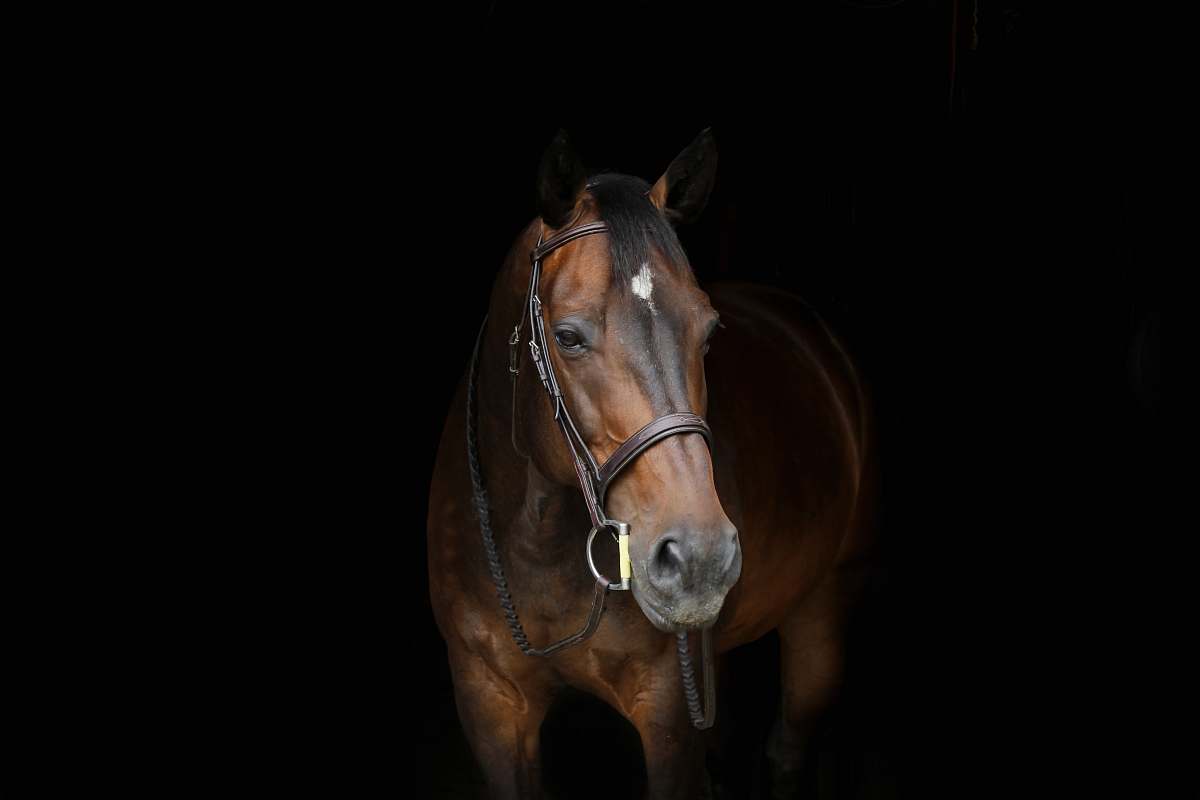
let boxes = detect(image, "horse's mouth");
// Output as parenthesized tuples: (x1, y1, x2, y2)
(630, 582, 726, 634)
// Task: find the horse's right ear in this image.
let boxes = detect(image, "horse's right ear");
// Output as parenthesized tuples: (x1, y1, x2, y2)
(649, 127, 718, 225)
(537, 130, 587, 229)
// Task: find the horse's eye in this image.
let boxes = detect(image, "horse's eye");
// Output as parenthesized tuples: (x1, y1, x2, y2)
(554, 329, 583, 350)
(702, 318, 723, 355)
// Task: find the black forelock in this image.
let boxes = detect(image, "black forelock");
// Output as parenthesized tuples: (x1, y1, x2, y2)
(584, 172, 690, 286)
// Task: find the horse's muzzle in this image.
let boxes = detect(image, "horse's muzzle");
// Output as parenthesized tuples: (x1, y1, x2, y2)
(632, 523, 742, 632)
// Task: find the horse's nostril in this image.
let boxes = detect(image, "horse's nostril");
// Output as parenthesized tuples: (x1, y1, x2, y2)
(657, 542, 686, 573)
(725, 525, 739, 547)
(653, 538, 686, 579)
(646, 527, 741, 596)
(722, 527, 742, 576)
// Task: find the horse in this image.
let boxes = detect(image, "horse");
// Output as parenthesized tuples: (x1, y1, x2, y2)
(427, 128, 878, 799)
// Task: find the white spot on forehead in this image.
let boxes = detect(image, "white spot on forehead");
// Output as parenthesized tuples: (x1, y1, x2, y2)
(631, 262, 656, 314)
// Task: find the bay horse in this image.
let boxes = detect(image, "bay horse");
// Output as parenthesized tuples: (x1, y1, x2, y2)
(427, 128, 878, 799)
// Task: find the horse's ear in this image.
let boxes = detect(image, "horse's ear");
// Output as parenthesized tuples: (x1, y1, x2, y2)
(649, 127, 719, 225)
(537, 129, 588, 229)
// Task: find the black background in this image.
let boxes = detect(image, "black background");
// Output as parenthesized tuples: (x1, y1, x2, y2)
(201, 3, 1164, 797)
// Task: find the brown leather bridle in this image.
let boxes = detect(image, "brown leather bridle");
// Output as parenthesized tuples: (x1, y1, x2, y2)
(514, 219, 715, 580)
(466, 212, 717, 728)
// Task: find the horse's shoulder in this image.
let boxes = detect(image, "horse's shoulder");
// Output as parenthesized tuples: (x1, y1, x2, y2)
(703, 280, 873, 483)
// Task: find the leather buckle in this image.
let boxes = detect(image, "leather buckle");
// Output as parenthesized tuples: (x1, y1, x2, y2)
(508, 327, 521, 375)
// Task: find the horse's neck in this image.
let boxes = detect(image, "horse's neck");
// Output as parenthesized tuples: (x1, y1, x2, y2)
(511, 460, 591, 568)
(475, 325, 585, 572)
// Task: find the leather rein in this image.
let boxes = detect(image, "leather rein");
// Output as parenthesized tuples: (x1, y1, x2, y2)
(466, 215, 717, 729)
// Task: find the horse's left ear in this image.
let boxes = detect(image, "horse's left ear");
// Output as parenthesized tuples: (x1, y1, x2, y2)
(537, 129, 589, 229)
(649, 127, 719, 225)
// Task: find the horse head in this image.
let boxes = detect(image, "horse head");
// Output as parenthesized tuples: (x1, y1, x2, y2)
(509, 129, 741, 633)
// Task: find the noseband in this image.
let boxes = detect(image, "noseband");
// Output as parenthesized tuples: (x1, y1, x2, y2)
(466, 214, 717, 728)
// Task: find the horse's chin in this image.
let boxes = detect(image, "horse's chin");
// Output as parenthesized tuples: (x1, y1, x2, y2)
(630, 583, 725, 634)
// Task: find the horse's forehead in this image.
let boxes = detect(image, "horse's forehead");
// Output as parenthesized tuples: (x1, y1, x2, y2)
(543, 234, 612, 304)
(545, 239, 693, 324)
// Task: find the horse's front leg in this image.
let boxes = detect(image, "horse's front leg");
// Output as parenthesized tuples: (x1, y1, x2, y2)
(767, 572, 855, 800)
(625, 656, 714, 800)
(449, 645, 554, 800)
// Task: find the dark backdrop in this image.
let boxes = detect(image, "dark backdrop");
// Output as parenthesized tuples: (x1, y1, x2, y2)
(213, 3, 1163, 798)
